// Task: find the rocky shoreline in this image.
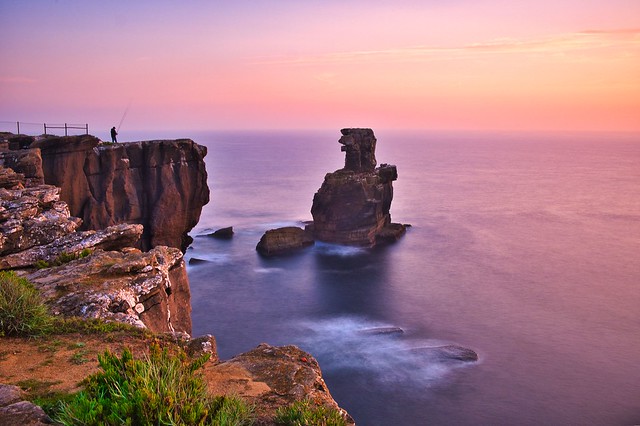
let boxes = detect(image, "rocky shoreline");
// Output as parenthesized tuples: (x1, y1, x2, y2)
(0, 132, 354, 425)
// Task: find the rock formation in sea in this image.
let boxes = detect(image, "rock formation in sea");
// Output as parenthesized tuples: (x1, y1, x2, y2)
(4, 133, 209, 252)
(309, 128, 406, 246)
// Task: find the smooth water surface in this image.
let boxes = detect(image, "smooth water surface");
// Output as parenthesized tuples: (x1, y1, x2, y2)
(179, 130, 639, 425)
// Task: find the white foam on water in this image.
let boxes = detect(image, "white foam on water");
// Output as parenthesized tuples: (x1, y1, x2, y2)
(314, 242, 368, 257)
(185, 253, 231, 265)
(296, 316, 467, 386)
(254, 267, 285, 274)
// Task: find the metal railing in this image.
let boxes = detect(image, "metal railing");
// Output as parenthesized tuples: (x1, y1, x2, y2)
(43, 123, 88, 136)
(1, 121, 89, 136)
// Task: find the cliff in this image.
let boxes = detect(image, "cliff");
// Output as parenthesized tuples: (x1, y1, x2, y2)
(0, 162, 192, 334)
(14, 134, 210, 252)
(310, 128, 406, 246)
(1, 135, 353, 424)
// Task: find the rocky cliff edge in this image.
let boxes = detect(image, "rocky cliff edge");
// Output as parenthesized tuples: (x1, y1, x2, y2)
(3, 133, 210, 252)
(0, 135, 353, 424)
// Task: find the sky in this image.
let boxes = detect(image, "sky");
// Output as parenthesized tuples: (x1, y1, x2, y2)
(1, 0, 639, 134)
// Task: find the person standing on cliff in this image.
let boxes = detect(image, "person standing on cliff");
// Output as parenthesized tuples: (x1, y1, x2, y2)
(110, 126, 118, 143)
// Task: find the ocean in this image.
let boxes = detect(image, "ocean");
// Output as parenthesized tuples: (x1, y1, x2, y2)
(157, 129, 638, 425)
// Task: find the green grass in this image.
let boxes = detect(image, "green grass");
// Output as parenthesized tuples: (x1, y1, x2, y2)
(0, 271, 53, 337)
(35, 249, 93, 269)
(55, 344, 255, 426)
(70, 349, 90, 365)
(51, 317, 150, 336)
(275, 399, 347, 426)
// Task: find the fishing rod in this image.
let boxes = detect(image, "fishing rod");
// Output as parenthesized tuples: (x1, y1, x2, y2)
(117, 99, 132, 132)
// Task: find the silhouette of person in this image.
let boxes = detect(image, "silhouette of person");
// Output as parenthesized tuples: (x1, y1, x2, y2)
(110, 126, 118, 143)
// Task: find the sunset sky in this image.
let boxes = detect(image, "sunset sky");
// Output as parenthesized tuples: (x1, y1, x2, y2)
(1, 0, 639, 134)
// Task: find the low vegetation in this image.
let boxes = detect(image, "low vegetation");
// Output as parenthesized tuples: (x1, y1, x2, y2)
(275, 399, 347, 426)
(35, 248, 92, 269)
(0, 271, 52, 337)
(55, 344, 254, 426)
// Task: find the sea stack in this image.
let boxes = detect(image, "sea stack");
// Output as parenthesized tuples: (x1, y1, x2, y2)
(309, 128, 406, 246)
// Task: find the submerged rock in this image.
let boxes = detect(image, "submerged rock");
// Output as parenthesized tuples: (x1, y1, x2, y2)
(206, 226, 234, 239)
(408, 344, 479, 362)
(256, 226, 314, 256)
(358, 326, 405, 336)
(310, 129, 406, 246)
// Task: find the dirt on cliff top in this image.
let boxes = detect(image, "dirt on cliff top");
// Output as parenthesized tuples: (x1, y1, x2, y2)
(0, 331, 156, 397)
(0, 329, 354, 425)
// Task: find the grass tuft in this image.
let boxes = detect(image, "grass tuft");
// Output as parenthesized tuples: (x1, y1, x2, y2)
(275, 399, 347, 426)
(0, 271, 53, 337)
(55, 343, 254, 425)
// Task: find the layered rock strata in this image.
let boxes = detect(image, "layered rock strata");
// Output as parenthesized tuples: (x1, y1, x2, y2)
(310, 128, 406, 246)
(2, 134, 210, 252)
(0, 163, 191, 334)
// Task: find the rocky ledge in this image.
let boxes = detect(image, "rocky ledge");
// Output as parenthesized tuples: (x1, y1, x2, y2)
(205, 343, 355, 424)
(2, 133, 210, 252)
(0, 162, 192, 334)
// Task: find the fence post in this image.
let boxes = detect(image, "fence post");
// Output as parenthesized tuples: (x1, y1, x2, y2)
(85, 123, 88, 135)
(16, 121, 20, 134)
(44, 123, 47, 135)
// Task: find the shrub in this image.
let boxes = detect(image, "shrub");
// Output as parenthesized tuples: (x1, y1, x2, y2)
(275, 399, 347, 426)
(56, 344, 254, 426)
(0, 271, 52, 336)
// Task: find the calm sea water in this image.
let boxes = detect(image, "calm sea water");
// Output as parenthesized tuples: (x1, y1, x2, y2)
(158, 129, 638, 425)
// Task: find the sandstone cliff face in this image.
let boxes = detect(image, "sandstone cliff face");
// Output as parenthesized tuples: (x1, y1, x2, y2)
(310, 128, 406, 246)
(0, 163, 192, 334)
(28, 135, 209, 252)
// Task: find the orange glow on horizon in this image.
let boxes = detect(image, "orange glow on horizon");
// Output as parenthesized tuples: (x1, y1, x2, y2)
(1, 2, 639, 133)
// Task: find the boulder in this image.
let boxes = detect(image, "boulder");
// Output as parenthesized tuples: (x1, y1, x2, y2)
(205, 343, 355, 424)
(0, 401, 52, 426)
(0, 148, 44, 187)
(23, 245, 192, 334)
(256, 226, 314, 256)
(186, 334, 219, 364)
(0, 181, 82, 258)
(0, 384, 52, 426)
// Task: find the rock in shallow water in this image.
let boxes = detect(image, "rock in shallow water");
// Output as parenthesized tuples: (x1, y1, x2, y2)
(256, 226, 314, 256)
(408, 344, 479, 362)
